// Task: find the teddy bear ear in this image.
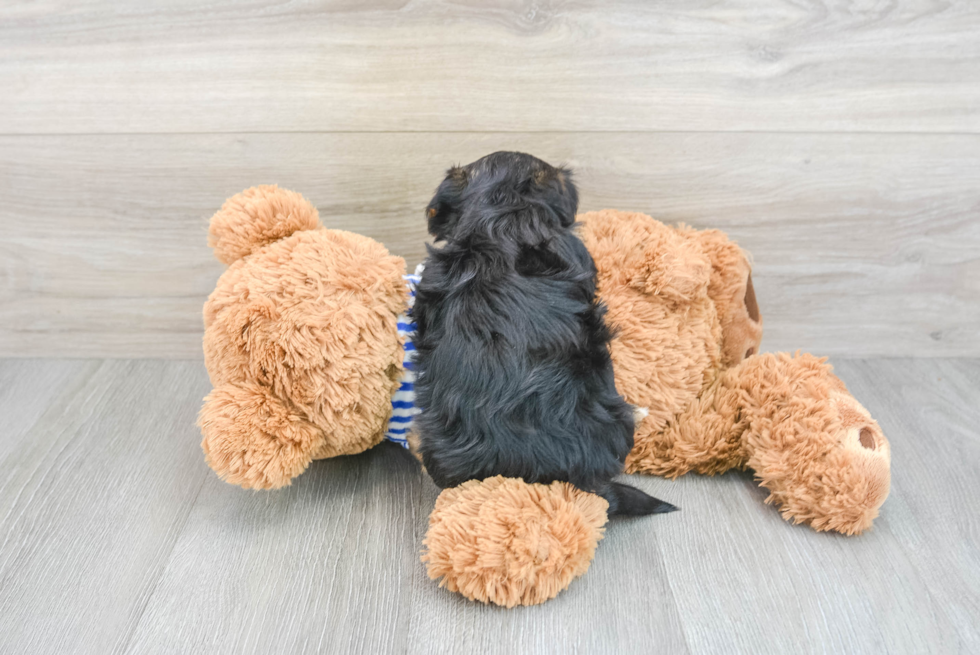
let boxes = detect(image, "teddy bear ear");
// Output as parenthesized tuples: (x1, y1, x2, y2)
(636, 232, 711, 303)
(208, 185, 321, 265)
(690, 229, 764, 365)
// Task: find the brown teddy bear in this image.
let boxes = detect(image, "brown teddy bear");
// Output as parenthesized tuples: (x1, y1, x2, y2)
(577, 210, 891, 535)
(198, 186, 891, 609)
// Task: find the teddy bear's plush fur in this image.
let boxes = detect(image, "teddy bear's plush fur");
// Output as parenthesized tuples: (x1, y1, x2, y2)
(422, 476, 609, 608)
(197, 186, 891, 608)
(578, 210, 890, 535)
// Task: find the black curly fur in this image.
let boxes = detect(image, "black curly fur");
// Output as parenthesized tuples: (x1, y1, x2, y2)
(412, 151, 676, 516)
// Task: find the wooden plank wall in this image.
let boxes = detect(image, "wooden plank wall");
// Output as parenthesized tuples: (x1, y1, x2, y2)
(1, 1, 978, 358)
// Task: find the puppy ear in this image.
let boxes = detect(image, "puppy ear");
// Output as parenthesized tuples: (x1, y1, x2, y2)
(534, 167, 579, 227)
(426, 166, 468, 240)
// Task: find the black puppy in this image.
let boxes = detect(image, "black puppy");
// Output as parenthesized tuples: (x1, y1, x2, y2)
(412, 151, 676, 516)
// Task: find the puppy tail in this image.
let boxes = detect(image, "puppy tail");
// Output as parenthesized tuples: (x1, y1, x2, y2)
(599, 482, 678, 517)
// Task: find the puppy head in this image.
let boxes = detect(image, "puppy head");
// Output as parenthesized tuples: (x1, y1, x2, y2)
(425, 151, 578, 242)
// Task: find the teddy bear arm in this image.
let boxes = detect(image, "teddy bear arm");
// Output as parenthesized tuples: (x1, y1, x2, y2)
(626, 375, 749, 478)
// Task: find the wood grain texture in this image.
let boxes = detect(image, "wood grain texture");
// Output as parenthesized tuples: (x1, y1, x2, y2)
(833, 358, 980, 652)
(1, 0, 978, 134)
(0, 359, 212, 655)
(0, 358, 977, 654)
(123, 446, 426, 655)
(2, 132, 977, 358)
(648, 358, 980, 654)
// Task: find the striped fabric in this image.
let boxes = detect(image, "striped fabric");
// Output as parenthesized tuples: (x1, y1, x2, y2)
(384, 269, 422, 448)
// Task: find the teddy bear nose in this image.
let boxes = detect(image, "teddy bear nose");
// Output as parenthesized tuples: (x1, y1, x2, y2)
(859, 427, 876, 450)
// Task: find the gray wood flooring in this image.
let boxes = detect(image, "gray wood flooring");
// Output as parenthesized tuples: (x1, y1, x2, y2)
(1, 357, 977, 654)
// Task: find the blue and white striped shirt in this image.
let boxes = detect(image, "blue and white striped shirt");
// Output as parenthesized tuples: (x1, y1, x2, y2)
(383, 269, 422, 448)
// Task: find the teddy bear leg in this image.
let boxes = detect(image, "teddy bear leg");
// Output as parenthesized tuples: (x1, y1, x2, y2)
(729, 353, 892, 534)
(421, 476, 609, 608)
(199, 382, 325, 490)
(626, 379, 749, 479)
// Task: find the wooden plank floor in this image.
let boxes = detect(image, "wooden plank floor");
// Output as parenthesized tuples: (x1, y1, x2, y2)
(1, 357, 977, 654)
